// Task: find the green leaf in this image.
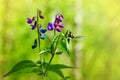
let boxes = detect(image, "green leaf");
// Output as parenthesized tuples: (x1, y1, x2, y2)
(57, 34, 71, 56)
(60, 76, 71, 80)
(48, 64, 74, 70)
(65, 39, 69, 50)
(49, 69, 64, 78)
(52, 34, 59, 43)
(4, 60, 37, 77)
(58, 40, 71, 56)
(56, 51, 63, 55)
(39, 46, 51, 54)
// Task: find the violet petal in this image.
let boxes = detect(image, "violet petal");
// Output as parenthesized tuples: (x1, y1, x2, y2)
(54, 22, 59, 27)
(47, 23, 54, 30)
(27, 18, 33, 24)
(56, 27, 62, 32)
(30, 24, 37, 30)
(39, 14, 44, 19)
(59, 24, 64, 28)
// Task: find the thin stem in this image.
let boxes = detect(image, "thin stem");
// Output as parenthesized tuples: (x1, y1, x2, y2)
(44, 34, 61, 75)
(36, 9, 41, 61)
(54, 34, 61, 51)
(54, 28, 56, 37)
(44, 54, 54, 75)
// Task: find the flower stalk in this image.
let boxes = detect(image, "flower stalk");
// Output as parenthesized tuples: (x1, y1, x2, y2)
(36, 9, 42, 62)
(44, 34, 61, 75)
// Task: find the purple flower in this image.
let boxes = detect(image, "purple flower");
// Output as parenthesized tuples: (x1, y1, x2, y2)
(47, 14, 64, 32)
(27, 17, 35, 24)
(30, 24, 37, 30)
(53, 14, 65, 32)
(39, 10, 44, 19)
(39, 14, 44, 19)
(61, 14, 64, 19)
(56, 27, 62, 32)
(47, 23, 54, 30)
(59, 24, 64, 28)
(55, 14, 64, 22)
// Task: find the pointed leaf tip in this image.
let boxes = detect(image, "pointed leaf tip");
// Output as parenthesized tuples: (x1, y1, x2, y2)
(3, 60, 37, 77)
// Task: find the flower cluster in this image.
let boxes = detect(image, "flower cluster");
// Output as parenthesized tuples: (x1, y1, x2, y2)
(27, 11, 47, 39)
(27, 10, 44, 30)
(27, 11, 47, 49)
(27, 11, 65, 49)
(47, 14, 64, 32)
(40, 26, 47, 39)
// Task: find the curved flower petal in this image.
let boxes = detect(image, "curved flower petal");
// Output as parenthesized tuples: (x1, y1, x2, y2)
(61, 14, 64, 19)
(39, 14, 44, 19)
(30, 24, 37, 30)
(56, 27, 62, 32)
(27, 18, 33, 24)
(47, 23, 54, 30)
(32, 39, 37, 49)
(41, 34, 46, 39)
(27, 17, 35, 24)
(40, 28, 47, 33)
(54, 22, 59, 27)
(59, 24, 64, 28)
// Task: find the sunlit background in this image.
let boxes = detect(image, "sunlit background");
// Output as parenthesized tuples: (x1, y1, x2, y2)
(0, 0, 120, 80)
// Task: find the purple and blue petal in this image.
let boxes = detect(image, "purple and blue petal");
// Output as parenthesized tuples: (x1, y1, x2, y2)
(41, 34, 46, 39)
(40, 28, 47, 33)
(32, 39, 37, 49)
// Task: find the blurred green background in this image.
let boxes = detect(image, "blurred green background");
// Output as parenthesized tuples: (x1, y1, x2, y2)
(0, 0, 120, 80)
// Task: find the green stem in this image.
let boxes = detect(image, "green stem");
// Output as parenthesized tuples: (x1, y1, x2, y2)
(44, 54, 55, 75)
(44, 34, 61, 75)
(54, 28, 56, 37)
(36, 9, 41, 62)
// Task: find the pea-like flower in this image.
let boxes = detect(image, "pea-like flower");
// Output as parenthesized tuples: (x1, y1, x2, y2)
(47, 23, 54, 30)
(27, 17, 37, 30)
(39, 10, 44, 19)
(32, 39, 37, 49)
(40, 27, 47, 39)
(47, 14, 64, 32)
(54, 14, 64, 27)
(27, 17, 35, 24)
(41, 34, 46, 39)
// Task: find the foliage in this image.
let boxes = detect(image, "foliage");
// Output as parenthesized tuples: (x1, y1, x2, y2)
(3, 9, 78, 80)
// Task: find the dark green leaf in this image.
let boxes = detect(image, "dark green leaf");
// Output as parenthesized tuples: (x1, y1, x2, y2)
(52, 34, 59, 43)
(39, 46, 51, 54)
(48, 64, 74, 70)
(4, 60, 37, 77)
(58, 40, 71, 56)
(49, 69, 64, 78)
(60, 76, 71, 80)
(39, 50, 49, 54)
(57, 34, 71, 56)
(56, 51, 63, 55)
